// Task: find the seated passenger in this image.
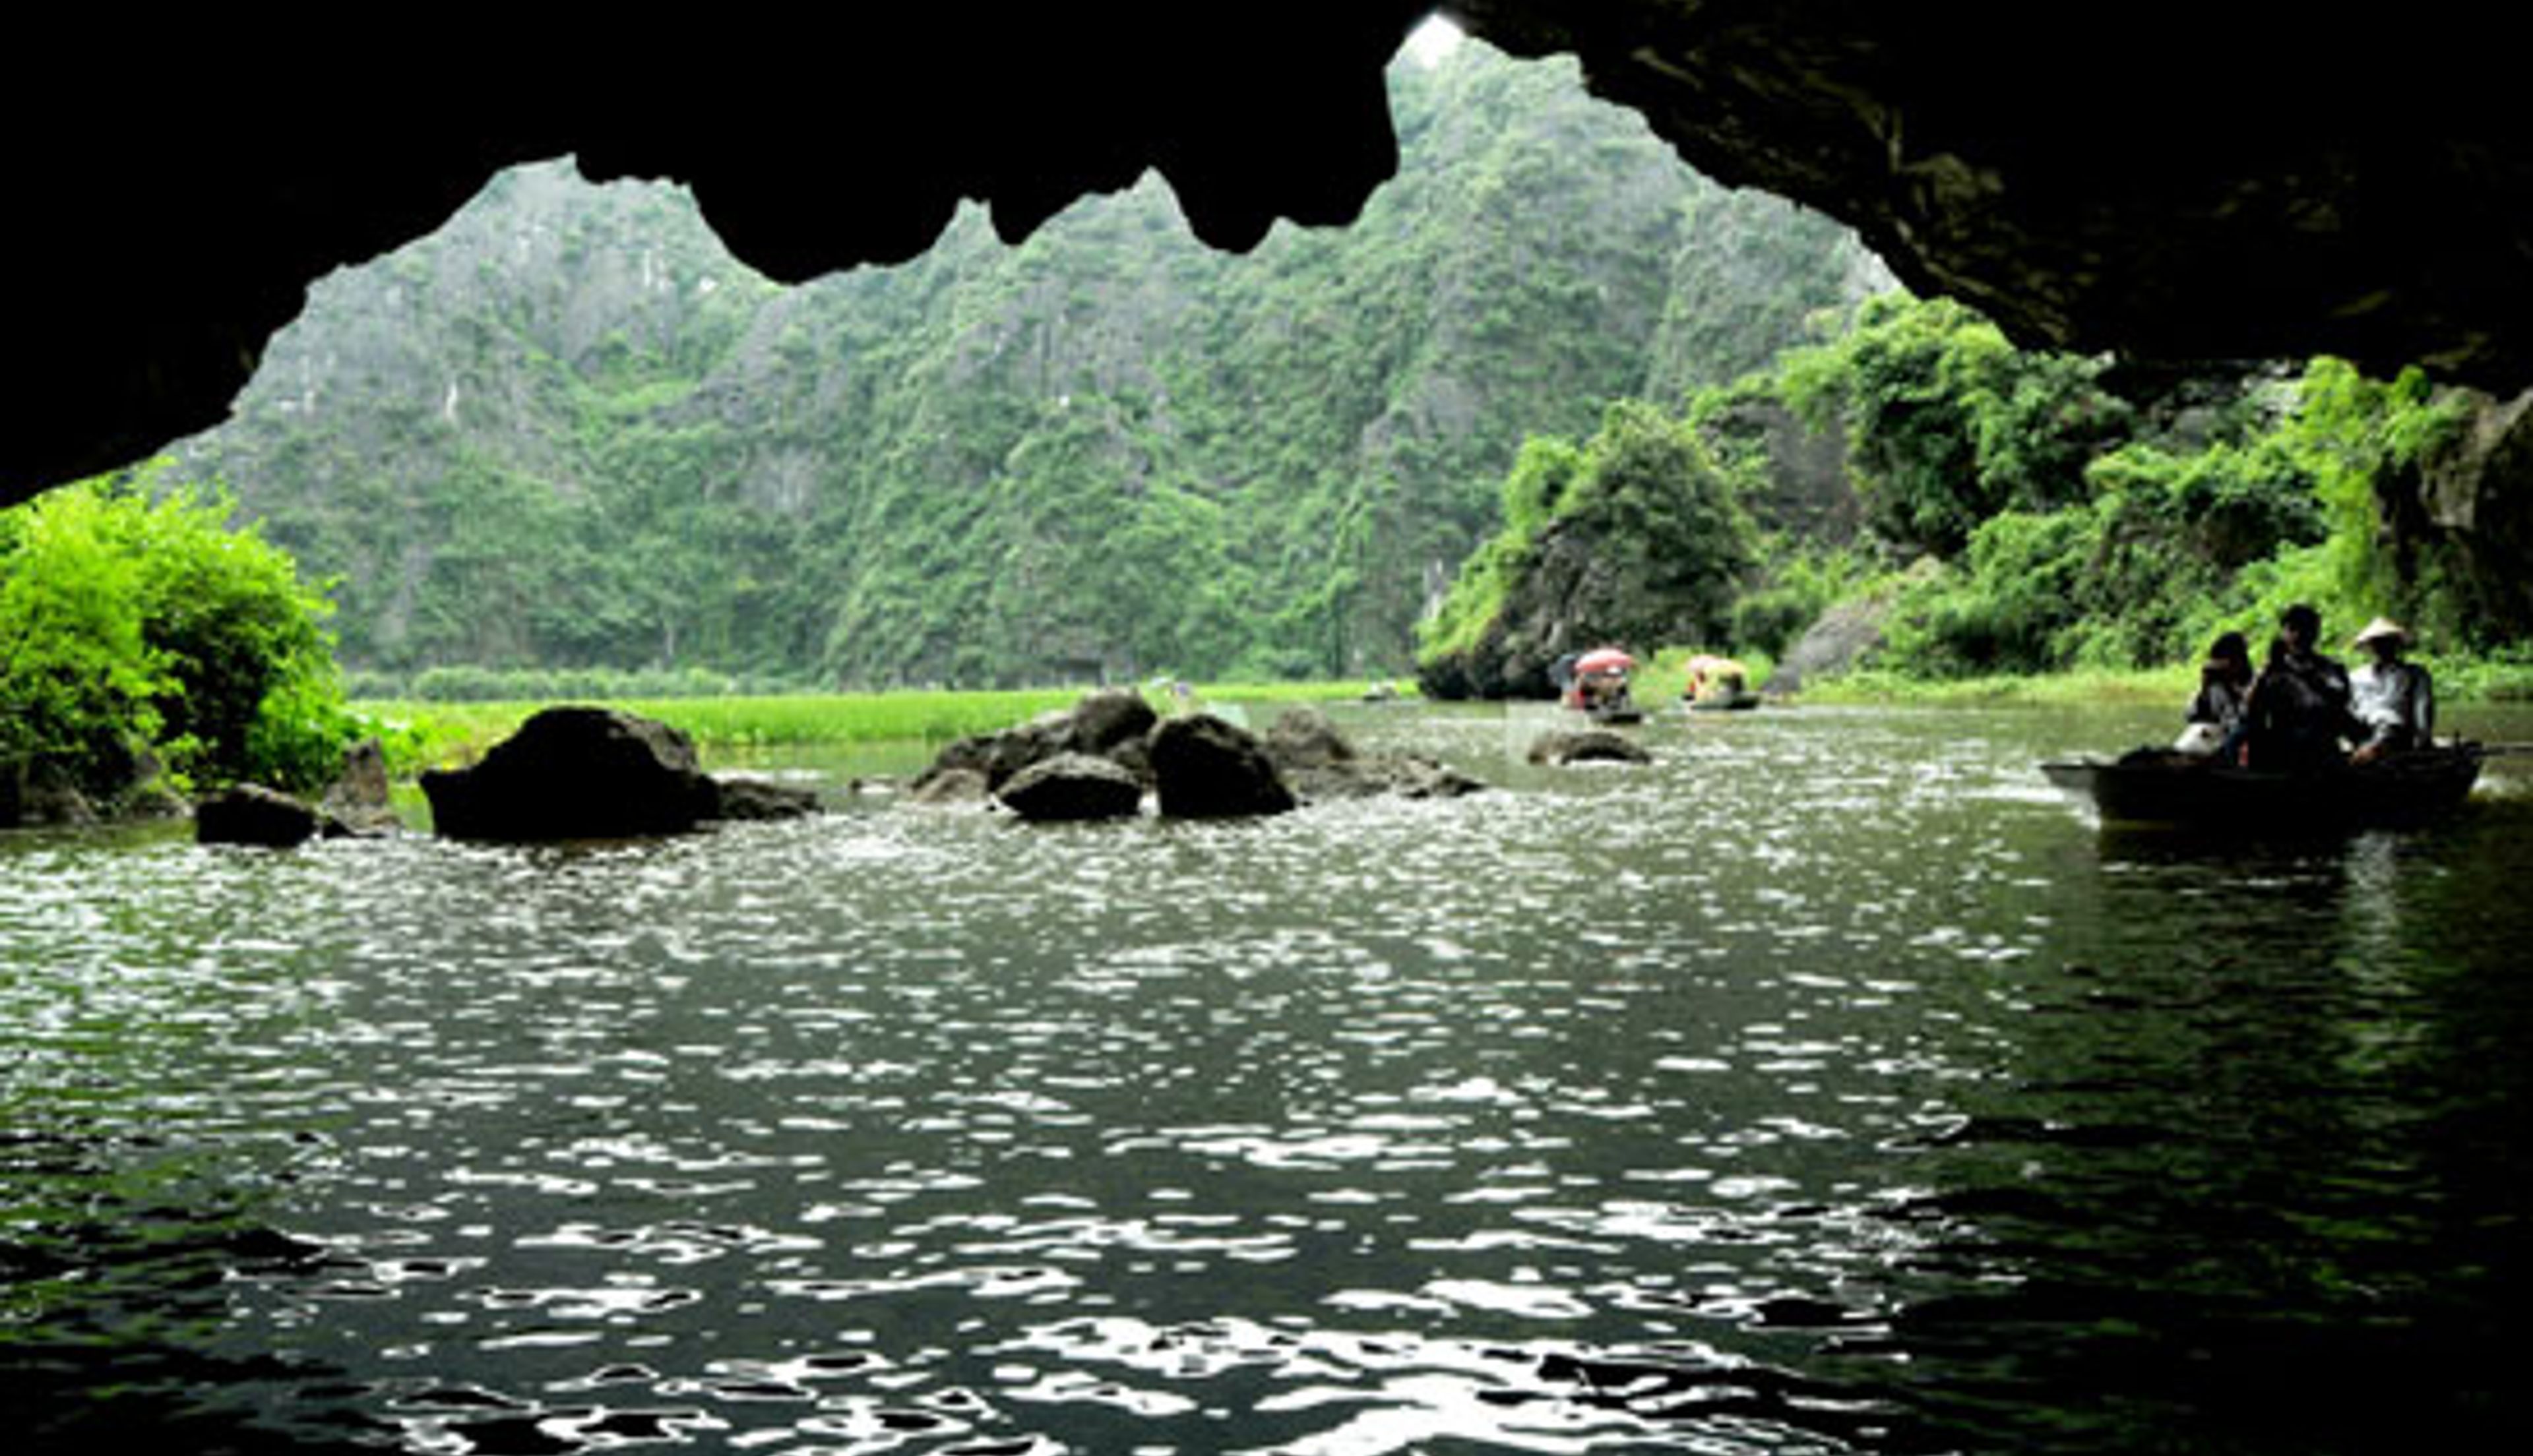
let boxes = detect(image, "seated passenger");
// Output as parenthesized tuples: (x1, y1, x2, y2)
(2231, 603, 2356, 772)
(1548, 651, 1584, 710)
(2348, 617, 2434, 764)
(1582, 669, 1635, 715)
(2177, 630, 2253, 756)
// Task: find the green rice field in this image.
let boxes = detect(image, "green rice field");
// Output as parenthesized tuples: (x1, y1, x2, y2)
(352, 680, 1409, 772)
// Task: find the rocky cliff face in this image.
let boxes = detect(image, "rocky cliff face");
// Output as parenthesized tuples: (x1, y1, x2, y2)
(2410, 389, 2533, 639)
(168, 43, 1885, 686)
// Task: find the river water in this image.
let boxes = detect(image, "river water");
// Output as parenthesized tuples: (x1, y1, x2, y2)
(5, 702, 2530, 1455)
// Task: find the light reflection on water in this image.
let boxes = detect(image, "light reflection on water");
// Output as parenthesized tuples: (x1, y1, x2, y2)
(6, 703, 2532, 1453)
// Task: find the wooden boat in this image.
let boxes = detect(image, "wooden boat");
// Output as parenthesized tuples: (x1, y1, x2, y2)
(1685, 690, 1762, 713)
(2040, 743, 2485, 828)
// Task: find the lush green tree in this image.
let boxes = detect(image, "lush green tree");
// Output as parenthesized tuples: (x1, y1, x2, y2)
(0, 486, 164, 801)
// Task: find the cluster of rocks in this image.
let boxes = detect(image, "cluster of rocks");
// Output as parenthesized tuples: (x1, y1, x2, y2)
(193, 739, 404, 847)
(909, 690, 1484, 823)
(177, 695, 1649, 848)
(2, 742, 186, 830)
(195, 706, 826, 848)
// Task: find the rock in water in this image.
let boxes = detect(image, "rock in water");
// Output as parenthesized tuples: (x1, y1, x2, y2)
(1069, 688, 1160, 756)
(197, 784, 321, 847)
(321, 737, 402, 837)
(1526, 729, 1653, 766)
(1149, 715, 1297, 819)
(1263, 706, 1357, 769)
(421, 706, 720, 841)
(710, 775, 825, 822)
(995, 752, 1146, 822)
(914, 688, 1162, 797)
(906, 766, 992, 805)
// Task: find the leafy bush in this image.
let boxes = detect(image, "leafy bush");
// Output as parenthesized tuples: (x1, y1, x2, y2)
(1878, 510, 2100, 674)
(1, 466, 353, 803)
(1862, 356, 2463, 679)
(1727, 543, 1885, 657)
(1416, 435, 1586, 663)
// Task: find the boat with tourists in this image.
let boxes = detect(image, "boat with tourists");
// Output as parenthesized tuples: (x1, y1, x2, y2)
(2041, 742, 2486, 828)
(1552, 646, 1644, 724)
(1681, 653, 1761, 713)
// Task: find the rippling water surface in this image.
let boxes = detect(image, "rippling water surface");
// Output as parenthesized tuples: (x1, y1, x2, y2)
(7, 703, 2531, 1454)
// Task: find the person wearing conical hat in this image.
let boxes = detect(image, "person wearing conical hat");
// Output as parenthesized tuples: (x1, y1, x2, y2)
(2348, 616, 2433, 765)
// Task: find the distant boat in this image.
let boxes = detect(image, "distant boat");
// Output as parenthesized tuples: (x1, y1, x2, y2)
(1681, 653, 1759, 713)
(2040, 744, 2484, 828)
(1555, 646, 1640, 723)
(1685, 690, 1762, 713)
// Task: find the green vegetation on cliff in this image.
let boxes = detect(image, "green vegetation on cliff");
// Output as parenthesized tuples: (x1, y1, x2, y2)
(1418, 289, 2500, 698)
(1416, 401, 1756, 696)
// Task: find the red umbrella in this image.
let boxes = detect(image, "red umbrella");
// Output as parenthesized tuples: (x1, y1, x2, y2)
(1575, 647, 1634, 675)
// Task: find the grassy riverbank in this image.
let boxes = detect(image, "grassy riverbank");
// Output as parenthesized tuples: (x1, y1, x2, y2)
(352, 679, 1409, 772)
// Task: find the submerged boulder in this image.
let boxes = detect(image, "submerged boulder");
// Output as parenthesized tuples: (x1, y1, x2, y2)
(995, 752, 1145, 822)
(1149, 713, 1297, 819)
(421, 705, 720, 841)
(1263, 706, 1484, 802)
(196, 783, 322, 847)
(710, 774, 825, 822)
(906, 766, 992, 805)
(1526, 728, 1653, 766)
(1263, 706, 1356, 770)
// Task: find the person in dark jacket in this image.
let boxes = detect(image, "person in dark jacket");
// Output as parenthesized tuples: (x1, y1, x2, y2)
(2230, 603, 2357, 772)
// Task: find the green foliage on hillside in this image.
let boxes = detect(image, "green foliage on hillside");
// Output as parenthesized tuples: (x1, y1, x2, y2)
(1869, 357, 2465, 678)
(1, 467, 353, 805)
(1416, 400, 1756, 694)
(1421, 286, 2489, 696)
(172, 41, 1882, 691)
(1778, 295, 2131, 556)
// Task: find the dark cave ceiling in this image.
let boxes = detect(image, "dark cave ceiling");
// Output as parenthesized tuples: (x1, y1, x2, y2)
(8, 3, 2525, 504)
